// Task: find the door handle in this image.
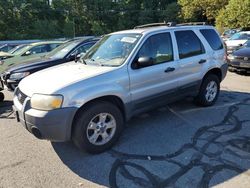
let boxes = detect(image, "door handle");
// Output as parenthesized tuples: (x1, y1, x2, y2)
(199, 59, 207, 64)
(164, 67, 175, 73)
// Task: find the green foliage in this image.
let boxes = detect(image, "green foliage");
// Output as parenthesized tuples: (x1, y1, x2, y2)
(216, 0, 250, 29)
(178, 0, 229, 23)
(0, 0, 248, 40)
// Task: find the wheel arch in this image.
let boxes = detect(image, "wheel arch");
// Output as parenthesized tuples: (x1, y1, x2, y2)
(203, 68, 222, 82)
(71, 95, 126, 138)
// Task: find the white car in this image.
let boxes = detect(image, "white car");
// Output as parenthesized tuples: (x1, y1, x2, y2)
(225, 31, 250, 54)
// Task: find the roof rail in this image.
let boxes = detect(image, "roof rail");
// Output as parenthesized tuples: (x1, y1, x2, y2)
(177, 22, 207, 26)
(134, 22, 176, 29)
(133, 21, 208, 29)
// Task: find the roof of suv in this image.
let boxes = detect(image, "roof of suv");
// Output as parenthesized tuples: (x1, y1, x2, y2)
(112, 25, 215, 35)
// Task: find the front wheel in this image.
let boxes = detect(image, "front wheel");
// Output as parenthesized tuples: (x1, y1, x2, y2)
(0, 92, 4, 102)
(72, 101, 124, 153)
(195, 74, 220, 106)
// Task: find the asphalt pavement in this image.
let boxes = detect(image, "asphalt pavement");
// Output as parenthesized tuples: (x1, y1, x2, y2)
(0, 72, 250, 188)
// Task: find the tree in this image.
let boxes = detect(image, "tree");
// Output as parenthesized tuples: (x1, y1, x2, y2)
(178, 0, 229, 24)
(216, 0, 250, 29)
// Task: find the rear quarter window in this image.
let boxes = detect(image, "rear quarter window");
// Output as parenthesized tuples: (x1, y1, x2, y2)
(200, 29, 223, 50)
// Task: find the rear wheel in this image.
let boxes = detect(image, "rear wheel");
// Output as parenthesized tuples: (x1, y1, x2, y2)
(72, 101, 124, 153)
(195, 74, 220, 106)
(0, 92, 4, 102)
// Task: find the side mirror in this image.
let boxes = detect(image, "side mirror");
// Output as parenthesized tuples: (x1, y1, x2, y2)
(74, 52, 86, 62)
(24, 51, 31, 56)
(134, 57, 154, 69)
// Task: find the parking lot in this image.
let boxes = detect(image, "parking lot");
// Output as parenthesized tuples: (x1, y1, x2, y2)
(0, 71, 250, 188)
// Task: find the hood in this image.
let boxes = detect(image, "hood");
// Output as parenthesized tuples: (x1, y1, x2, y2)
(233, 47, 250, 58)
(19, 62, 116, 97)
(0, 51, 14, 58)
(225, 40, 247, 47)
(6, 56, 61, 73)
(0, 55, 50, 73)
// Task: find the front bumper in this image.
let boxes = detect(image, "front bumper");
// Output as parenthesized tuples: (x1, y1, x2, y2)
(13, 92, 78, 141)
(221, 63, 228, 81)
(0, 79, 3, 90)
(0, 72, 18, 91)
(228, 59, 250, 71)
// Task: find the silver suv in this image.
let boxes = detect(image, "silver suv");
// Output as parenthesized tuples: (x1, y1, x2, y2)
(13, 23, 228, 153)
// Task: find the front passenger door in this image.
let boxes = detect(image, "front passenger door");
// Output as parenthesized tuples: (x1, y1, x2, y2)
(128, 32, 179, 111)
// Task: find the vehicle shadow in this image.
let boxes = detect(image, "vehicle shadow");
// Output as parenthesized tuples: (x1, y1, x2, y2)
(52, 90, 250, 188)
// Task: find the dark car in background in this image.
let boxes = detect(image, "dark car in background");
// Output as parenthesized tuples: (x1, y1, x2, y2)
(1, 37, 99, 90)
(228, 40, 250, 73)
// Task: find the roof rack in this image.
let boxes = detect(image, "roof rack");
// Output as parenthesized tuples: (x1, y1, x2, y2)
(134, 22, 176, 29)
(134, 21, 208, 29)
(177, 22, 207, 26)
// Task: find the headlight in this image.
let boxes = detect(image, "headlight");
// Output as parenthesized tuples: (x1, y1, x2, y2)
(9, 72, 30, 80)
(227, 55, 235, 60)
(31, 94, 63, 111)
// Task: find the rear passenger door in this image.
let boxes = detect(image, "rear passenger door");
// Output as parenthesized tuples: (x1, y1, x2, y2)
(129, 32, 179, 110)
(174, 30, 207, 93)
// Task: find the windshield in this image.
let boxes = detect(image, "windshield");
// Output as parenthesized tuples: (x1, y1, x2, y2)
(82, 33, 142, 67)
(46, 41, 80, 59)
(230, 33, 250, 40)
(12, 45, 32, 55)
(8, 44, 28, 54)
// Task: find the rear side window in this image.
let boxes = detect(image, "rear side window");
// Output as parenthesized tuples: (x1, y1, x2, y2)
(175, 30, 205, 59)
(200, 29, 223, 50)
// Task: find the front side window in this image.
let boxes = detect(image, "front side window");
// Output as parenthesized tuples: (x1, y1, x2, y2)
(73, 42, 96, 56)
(244, 40, 250, 48)
(136, 32, 173, 65)
(49, 43, 61, 51)
(29, 44, 49, 54)
(175, 30, 205, 59)
(82, 34, 142, 67)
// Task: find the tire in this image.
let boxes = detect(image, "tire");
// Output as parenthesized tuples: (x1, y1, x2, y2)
(195, 74, 220, 106)
(0, 92, 4, 102)
(72, 101, 124, 153)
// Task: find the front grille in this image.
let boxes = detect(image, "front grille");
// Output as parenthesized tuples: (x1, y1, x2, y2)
(16, 88, 27, 105)
(234, 56, 250, 60)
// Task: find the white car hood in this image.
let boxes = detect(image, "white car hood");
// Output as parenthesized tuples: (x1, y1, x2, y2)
(225, 40, 247, 47)
(19, 62, 115, 96)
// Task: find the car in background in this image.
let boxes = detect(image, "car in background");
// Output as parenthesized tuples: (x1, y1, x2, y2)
(221, 29, 240, 41)
(0, 41, 63, 72)
(0, 44, 19, 52)
(0, 37, 99, 90)
(225, 31, 250, 55)
(0, 79, 4, 102)
(0, 44, 29, 60)
(228, 40, 250, 73)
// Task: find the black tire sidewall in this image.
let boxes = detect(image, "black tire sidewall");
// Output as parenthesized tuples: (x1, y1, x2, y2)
(73, 101, 124, 153)
(197, 74, 220, 106)
(0, 92, 4, 102)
